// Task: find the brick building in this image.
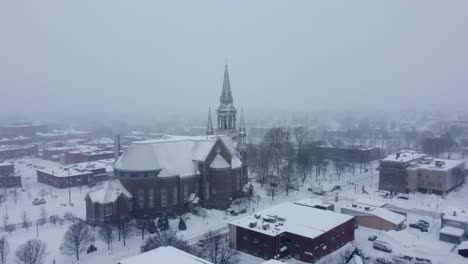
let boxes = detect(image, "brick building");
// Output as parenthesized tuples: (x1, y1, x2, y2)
(311, 145, 381, 163)
(36, 161, 111, 188)
(228, 202, 355, 263)
(0, 163, 21, 188)
(105, 135, 245, 221)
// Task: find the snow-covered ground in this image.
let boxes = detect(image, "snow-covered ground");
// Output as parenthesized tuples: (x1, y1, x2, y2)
(1, 157, 467, 264)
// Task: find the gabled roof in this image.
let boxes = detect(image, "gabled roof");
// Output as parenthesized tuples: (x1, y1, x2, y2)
(210, 154, 230, 169)
(119, 246, 212, 264)
(114, 135, 240, 177)
(87, 180, 132, 204)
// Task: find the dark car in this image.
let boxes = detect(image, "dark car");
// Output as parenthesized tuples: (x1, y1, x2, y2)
(331, 185, 341, 191)
(409, 223, 428, 232)
(418, 220, 430, 228)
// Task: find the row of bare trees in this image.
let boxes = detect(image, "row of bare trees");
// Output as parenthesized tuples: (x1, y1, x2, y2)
(249, 127, 372, 199)
(141, 229, 238, 264)
(0, 236, 47, 264)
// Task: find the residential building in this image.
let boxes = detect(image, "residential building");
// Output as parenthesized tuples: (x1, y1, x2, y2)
(229, 202, 355, 263)
(379, 150, 465, 194)
(0, 123, 47, 138)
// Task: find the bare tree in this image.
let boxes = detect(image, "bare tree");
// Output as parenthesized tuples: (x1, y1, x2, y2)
(263, 127, 290, 176)
(15, 239, 47, 264)
(38, 189, 46, 200)
(0, 236, 9, 264)
(61, 221, 94, 260)
(22, 211, 32, 231)
(97, 224, 114, 251)
(296, 144, 313, 186)
(120, 217, 134, 246)
(280, 142, 296, 196)
(140, 229, 190, 253)
(199, 231, 238, 264)
(38, 206, 47, 226)
(333, 159, 346, 181)
(293, 126, 309, 151)
(256, 144, 272, 187)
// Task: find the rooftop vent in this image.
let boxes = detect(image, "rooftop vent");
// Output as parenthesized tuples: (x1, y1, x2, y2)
(249, 221, 257, 228)
(262, 223, 270, 230)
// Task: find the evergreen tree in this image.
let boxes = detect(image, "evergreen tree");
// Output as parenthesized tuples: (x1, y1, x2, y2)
(178, 217, 186, 231)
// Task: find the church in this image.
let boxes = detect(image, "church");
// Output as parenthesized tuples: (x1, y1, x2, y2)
(86, 64, 249, 225)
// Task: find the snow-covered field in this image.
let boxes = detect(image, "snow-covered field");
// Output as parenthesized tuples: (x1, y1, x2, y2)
(1, 157, 467, 264)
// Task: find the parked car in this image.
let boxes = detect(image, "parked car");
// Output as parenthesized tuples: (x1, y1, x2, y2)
(32, 198, 41, 206)
(375, 257, 392, 264)
(417, 220, 430, 228)
(410, 222, 428, 232)
(310, 186, 326, 195)
(373, 240, 392, 253)
(331, 185, 341, 192)
(368, 235, 378, 241)
(415, 257, 432, 264)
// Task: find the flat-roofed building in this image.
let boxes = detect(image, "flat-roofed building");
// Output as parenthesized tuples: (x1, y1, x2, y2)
(229, 202, 354, 263)
(0, 162, 21, 188)
(379, 150, 465, 194)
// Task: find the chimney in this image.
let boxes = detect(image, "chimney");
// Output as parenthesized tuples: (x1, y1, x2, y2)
(114, 134, 121, 162)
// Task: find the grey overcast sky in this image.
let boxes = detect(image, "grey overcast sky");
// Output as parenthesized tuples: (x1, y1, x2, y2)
(1, 0, 467, 119)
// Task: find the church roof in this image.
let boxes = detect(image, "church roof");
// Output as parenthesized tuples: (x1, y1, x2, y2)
(87, 180, 132, 204)
(114, 135, 239, 177)
(210, 153, 230, 169)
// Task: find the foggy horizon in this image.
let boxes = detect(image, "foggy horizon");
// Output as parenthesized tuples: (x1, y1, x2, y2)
(1, 0, 468, 120)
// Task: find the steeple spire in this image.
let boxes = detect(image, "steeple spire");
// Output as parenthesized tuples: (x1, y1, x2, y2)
(239, 108, 246, 135)
(220, 63, 233, 105)
(207, 108, 214, 135)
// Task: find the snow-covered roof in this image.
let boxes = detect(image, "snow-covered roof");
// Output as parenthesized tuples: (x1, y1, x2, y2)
(440, 226, 465, 237)
(458, 241, 468, 250)
(231, 156, 242, 169)
(114, 135, 240, 177)
(261, 260, 283, 264)
(37, 160, 112, 177)
(443, 208, 468, 223)
(229, 202, 353, 238)
(87, 180, 132, 204)
(210, 154, 230, 169)
(381, 150, 427, 163)
(353, 198, 386, 208)
(343, 203, 406, 225)
(118, 246, 212, 264)
(294, 198, 334, 209)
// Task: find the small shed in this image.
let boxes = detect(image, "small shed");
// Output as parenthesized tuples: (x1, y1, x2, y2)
(439, 226, 465, 244)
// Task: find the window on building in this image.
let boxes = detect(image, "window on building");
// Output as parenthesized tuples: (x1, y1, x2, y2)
(148, 188, 154, 208)
(212, 186, 216, 194)
(173, 186, 178, 205)
(237, 174, 241, 191)
(183, 184, 188, 202)
(205, 183, 210, 200)
(128, 200, 133, 211)
(161, 187, 167, 207)
(105, 205, 113, 216)
(138, 189, 144, 209)
(195, 183, 199, 196)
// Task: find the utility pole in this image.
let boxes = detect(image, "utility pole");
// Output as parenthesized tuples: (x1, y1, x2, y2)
(116, 188, 121, 241)
(68, 171, 72, 206)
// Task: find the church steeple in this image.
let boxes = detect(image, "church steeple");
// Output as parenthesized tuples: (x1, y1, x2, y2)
(206, 108, 214, 135)
(238, 108, 247, 147)
(217, 63, 237, 134)
(220, 64, 234, 106)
